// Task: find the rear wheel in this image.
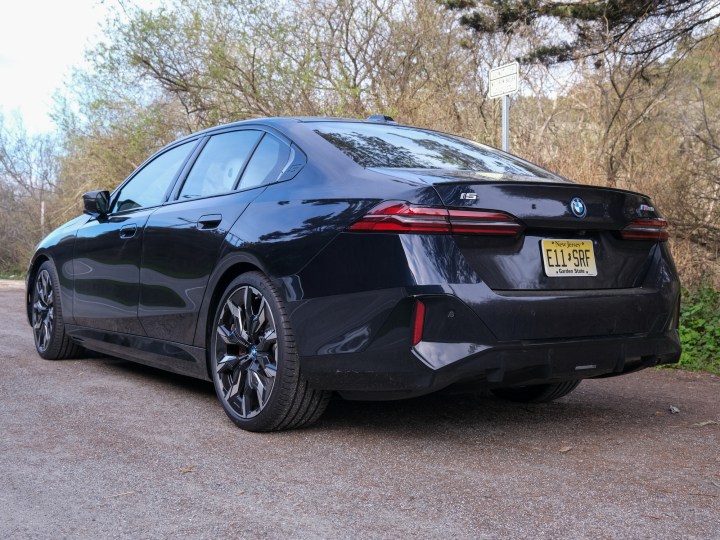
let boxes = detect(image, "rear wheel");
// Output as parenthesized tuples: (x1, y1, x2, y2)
(31, 260, 82, 360)
(210, 272, 330, 432)
(491, 380, 581, 403)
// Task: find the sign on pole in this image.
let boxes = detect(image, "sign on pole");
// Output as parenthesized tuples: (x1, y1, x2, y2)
(488, 62, 519, 152)
(488, 62, 519, 99)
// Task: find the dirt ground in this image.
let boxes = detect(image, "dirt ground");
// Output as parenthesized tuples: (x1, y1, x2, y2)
(1, 281, 719, 539)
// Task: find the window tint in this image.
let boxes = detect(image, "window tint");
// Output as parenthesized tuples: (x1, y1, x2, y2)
(113, 141, 195, 212)
(313, 122, 556, 179)
(239, 134, 291, 189)
(179, 130, 262, 199)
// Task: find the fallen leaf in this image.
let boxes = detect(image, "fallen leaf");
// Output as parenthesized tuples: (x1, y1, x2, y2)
(559, 446, 573, 453)
(180, 465, 196, 474)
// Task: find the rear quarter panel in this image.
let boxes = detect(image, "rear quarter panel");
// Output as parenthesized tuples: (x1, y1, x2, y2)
(191, 128, 439, 349)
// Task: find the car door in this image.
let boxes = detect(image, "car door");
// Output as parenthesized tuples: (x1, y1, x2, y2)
(72, 140, 198, 334)
(138, 129, 293, 344)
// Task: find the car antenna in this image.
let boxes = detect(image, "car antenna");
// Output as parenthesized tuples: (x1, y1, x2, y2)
(367, 114, 398, 124)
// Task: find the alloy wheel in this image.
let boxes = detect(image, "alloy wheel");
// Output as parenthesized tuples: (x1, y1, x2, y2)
(215, 285, 278, 419)
(32, 269, 54, 353)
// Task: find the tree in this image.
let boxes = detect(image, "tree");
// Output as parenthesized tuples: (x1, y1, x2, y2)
(444, 0, 720, 187)
(441, 0, 720, 64)
(0, 115, 59, 269)
(9, 0, 713, 286)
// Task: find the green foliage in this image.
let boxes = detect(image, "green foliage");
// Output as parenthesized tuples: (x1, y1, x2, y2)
(677, 283, 720, 374)
(0, 268, 24, 280)
(442, 0, 720, 64)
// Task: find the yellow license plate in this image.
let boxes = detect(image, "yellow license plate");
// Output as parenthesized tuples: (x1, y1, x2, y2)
(541, 239, 597, 277)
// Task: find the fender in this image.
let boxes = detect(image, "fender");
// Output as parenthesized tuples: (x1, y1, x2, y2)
(192, 250, 269, 349)
(26, 215, 87, 326)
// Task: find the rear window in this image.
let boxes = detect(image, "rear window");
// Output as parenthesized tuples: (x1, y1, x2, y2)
(312, 122, 556, 178)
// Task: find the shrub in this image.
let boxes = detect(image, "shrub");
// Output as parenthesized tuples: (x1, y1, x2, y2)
(676, 282, 720, 374)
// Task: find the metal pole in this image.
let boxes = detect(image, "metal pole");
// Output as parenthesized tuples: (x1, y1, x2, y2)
(41, 200, 45, 239)
(501, 94, 510, 152)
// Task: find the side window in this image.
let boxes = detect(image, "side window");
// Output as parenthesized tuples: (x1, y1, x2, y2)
(112, 141, 195, 213)
(178, 130, 262, 199)
(239, 134, 291, 189)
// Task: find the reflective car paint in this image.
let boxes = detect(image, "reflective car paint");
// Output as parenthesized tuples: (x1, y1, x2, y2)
(26, 117, 681, 398)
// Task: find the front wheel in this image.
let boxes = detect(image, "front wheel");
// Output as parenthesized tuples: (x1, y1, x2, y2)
(31, 260, 82, 360)
(210, 272, 330, 432)
(491, 380, 581, 403)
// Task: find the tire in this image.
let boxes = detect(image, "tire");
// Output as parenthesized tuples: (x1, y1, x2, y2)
(209, 272, 330, 432)
(491, 380, 581, 403)
(30, 260, 83, 360)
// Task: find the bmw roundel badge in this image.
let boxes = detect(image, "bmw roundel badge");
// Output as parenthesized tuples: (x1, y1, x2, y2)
(570, 197, 587, 218)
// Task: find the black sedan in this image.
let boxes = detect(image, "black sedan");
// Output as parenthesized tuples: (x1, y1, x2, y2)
(27, 116, 681, 431)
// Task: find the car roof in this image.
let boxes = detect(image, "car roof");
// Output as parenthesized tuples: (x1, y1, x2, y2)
(171, 116, 398, 146)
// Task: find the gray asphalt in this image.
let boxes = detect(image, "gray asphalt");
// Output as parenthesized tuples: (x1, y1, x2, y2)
(1, 281, 719, 539)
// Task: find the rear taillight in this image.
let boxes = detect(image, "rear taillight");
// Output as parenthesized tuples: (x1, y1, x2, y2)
(447, 209, 523, 236)
(347, 202, 449, 233)
(621, 218, 669, 241)
(347, 201, 523, 236)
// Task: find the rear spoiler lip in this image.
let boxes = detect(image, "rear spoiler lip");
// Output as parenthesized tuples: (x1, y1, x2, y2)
(368, 166, 652, 199)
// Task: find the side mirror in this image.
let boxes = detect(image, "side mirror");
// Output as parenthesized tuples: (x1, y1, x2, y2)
(82, 190, 110, 217)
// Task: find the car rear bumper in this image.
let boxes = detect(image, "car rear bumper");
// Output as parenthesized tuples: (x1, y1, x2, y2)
(300, 329, 681, 400)
(292, 269, 681, 399)
(290, 234, 681, 399)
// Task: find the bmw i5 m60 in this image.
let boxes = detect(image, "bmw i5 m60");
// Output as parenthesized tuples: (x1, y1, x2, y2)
(27, 117, 681, 431)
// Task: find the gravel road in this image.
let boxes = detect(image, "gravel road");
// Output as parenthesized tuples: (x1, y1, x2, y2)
(1, 281, 719, 539)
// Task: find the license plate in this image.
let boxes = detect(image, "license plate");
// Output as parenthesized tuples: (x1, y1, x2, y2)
(541, 239, 597, 277)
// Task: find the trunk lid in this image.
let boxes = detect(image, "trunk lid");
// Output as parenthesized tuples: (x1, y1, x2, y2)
(379, 169, 664, 291)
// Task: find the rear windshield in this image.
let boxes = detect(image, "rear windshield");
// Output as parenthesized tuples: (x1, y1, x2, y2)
(312, 121, 556, 178)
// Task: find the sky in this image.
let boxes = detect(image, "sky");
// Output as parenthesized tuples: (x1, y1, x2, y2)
(0, 1, 139, 135)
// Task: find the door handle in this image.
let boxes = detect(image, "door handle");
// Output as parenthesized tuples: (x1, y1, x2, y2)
(119, 224, 137, 239)
(197, 214, 222, 230)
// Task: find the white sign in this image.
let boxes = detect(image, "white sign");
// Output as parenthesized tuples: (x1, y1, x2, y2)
(488, 62, 519, 99)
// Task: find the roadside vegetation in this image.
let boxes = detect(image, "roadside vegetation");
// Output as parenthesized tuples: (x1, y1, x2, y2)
(678, 283, 720, 373)
(1, 0, 718, 370)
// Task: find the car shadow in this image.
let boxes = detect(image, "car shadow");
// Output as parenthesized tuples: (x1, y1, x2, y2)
(82, 355, 669, 439)
(86, 355, 216, 398)
(312, 382, 668, 442)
